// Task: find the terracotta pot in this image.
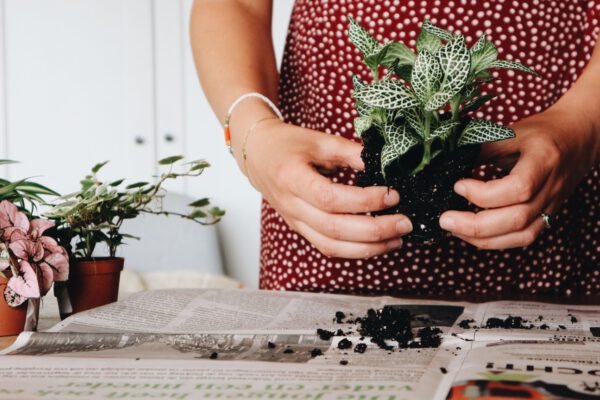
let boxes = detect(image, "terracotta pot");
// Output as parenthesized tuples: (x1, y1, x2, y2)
(0, 273, 27, 337)
(63, 257, 124, 319)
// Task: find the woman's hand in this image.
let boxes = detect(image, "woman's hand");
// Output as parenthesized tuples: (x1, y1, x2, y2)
(242, 119, 413, 259)
(439, 107, 599, 250)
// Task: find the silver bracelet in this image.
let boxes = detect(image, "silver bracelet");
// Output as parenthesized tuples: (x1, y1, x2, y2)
(223, 92, 284, 155)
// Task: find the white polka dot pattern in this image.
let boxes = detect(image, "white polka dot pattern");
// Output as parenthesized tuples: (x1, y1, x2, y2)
(260, 0, 600, 296)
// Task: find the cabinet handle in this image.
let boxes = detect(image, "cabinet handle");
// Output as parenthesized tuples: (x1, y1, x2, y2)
(134, 136, 146, 145)
(164, 133, 175, 142)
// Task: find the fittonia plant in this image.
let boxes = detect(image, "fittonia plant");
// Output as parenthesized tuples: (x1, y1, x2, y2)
(349, 17, 538, 177)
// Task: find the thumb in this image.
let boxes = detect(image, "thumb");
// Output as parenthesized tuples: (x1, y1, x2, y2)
(315, 134, 365, 171)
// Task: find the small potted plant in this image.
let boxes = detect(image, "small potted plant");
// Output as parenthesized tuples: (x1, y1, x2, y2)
(0, 160, 66, 335)
(348, 17, 538, 244)
(45, 156, 224, 318)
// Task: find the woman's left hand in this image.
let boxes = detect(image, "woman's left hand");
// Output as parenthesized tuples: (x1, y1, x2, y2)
(439, 107, 599, 249)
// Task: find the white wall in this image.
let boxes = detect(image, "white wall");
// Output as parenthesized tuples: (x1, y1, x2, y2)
(0, 0, 296, 288)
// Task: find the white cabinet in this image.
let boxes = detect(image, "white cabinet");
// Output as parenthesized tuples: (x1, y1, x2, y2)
(2, 0, 156, 193)
(0, 0, 295, 287)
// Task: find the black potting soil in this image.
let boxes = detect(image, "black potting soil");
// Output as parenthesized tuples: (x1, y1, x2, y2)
(283, 348, 294, 354)
(317, 329, 335, 341)
(339, 360, 349, 366)
(356, 131, 481, 244)
(310, 348, 323, 358)
(458, 319, 475, 329)
(354, 343, 367, 353)
(337, 338, 353, 350)
(209, 352, 218, 359)
(440, 367, 448, 374)
(267, 341, 276, 349)
(335, 311, 346, 323)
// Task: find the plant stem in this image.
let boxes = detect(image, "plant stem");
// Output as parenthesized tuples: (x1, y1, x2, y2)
(413, 112, 433, 175)
(448, 95, 462, 152)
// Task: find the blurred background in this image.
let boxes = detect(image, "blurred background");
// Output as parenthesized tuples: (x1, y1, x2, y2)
(0, 0, 296, 288)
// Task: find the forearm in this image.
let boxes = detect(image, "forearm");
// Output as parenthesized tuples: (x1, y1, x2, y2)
(548, 34, 600, 165)
(190, 0, 280, 153)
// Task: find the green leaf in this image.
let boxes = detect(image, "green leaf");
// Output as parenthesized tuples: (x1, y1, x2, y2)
(348, 16, 380, 57)
(394, 64, 413, 83)
(355, 100, 372, 117)
(460, 93, 497, 115)
(0, 179, 27, 197)
(437, 36, 471, 98)
(190, 161, 210, 171)
(381, 124, 421, 174)
(189, 209, 207, 219)
(471, 34, 487, 53)
(352, 75, 366, 90)
(470, 41, 498, 74)
(12, 181, 59, 196)
(91, 161, 109, 174)
(411, 49, 442, 103)
(430, 121, 459, 141)
(401, 108, 425, 138)
(109, 179, 125, 187)
(209, 207, 226, 218)
(422, 19, 454, 42)
(458, 119, 515, 146)
(353, 80, 419, 109)
(425, 92, 453, 111)
(158, 155, 184, 165)
(0, 160, 18, 166)
(488, 59, 539, 76)
(188, 198, 210, 208)
(461, 85, 481, 103)
(125, 181, 149, 189)
(369, 108, 387, 125)
(381, 42, 416, 67)
(416, 29, 442, 54)
(354, 115, 373, 138)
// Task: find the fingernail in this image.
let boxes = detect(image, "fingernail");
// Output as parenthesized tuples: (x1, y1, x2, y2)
(387, 238, 403, 250)
(439, 215, 455, 231)
(384, 190, 400, 206)
(454, 182, 466, 197)
(396, 219, 412, 234)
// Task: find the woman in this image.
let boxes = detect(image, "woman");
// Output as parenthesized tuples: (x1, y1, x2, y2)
(191, 0, 600, 297)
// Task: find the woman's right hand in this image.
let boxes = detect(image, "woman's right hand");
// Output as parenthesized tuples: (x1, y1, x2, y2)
(241, 119, 413, 259)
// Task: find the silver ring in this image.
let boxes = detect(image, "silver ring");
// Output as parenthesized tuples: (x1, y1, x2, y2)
(541, 212, 551, 229)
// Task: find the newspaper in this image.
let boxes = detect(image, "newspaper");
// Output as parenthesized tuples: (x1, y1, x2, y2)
(1, 288, 600, 399)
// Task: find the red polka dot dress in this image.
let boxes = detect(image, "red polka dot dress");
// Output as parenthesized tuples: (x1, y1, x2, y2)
(259, 0, 600, 296)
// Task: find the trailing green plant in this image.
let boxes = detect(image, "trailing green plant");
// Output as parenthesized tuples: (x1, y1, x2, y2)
(44, 156, 224, 259)
(0, 160, 59, 215)
(349, 17, 538, 177)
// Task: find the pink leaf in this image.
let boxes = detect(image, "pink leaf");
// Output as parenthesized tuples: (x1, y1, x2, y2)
(29, 219, 55, 239)
(7, 261, 40, 299)
(8, 239, 31, 260)
(38, 263, 54, 295)
(0, 258, 10, 271)
(40, 252, 69, 282)
(39, 236, 61, 254)
(3, 286, 27, 307)
(2, 227, 27, 243)
(0, 201, 18, 229)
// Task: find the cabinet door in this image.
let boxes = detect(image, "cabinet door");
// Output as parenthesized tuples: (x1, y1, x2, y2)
(3, 0, 156, 194)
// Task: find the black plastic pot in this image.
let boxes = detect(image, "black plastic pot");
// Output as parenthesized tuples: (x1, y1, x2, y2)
(357, 131, 480, 244)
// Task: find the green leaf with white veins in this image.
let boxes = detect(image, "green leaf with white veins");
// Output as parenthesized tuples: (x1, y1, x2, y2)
(422, 19, 454, 42)
(437, 36, 471, 98)
(416, 29, 442, 54)
(353, 80, 419, 109)
(401, 108, 425, 138)
(471, 34, 487, 53)
(411, 49, 442, 103)
(470, 41, 498, 74)
(425, 92, 453, 112)
(348, 16, 380, 57)
(381, 42, 416, 67)
(431, 121, 459, 141)
(381, 124, 420, 174)
(488, 60, 539, 76)
(354, 115, 372, 138)
(458, 119, 515, 145)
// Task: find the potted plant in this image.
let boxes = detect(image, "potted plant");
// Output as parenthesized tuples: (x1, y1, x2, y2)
(0, 160, 66, 335)
(45, 156, 224, 318)
(348, 17, 538, 244)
